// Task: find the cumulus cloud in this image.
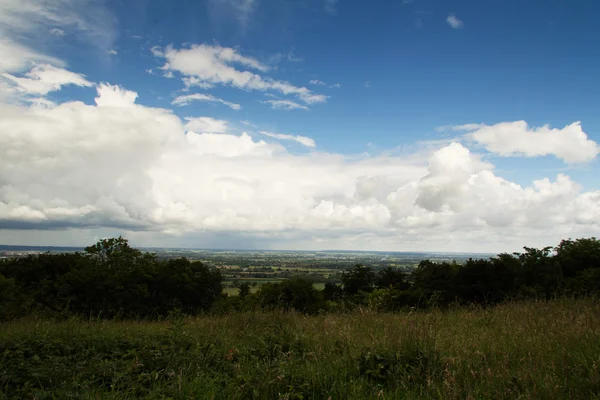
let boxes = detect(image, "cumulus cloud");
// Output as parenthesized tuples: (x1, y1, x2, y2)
(0, 83, 422, 236)
(172, 93, 241, 110)
(0, 84, 180, 230)
(446, 14, 463, 29)
(184, 117, 228, 134)
(2, 63, 93, 95)
(1, 81, 600, 252)
(459, 121, 599, 163)
(94, 83, 138, 107)
(262, 99, 308, 111)
(155, 44, 326, 105)
(259, 131, 316, 148)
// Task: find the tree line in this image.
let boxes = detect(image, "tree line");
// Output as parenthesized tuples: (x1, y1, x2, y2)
(1, 237, 599, 319)
(0, 237, 221, 319)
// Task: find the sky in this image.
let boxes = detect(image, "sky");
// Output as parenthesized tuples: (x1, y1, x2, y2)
(1, 0, 600, 253)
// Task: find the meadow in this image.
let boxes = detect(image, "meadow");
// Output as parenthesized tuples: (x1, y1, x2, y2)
(1, 297, 599, 399)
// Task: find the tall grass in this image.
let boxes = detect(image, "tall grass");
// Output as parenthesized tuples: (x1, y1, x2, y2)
(1, 298, 600, 399)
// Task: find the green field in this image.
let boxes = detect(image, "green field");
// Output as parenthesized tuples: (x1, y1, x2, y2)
(223, 281, 326, 296)
(223, 286, 261, 296)
(1, 298, 599, 399)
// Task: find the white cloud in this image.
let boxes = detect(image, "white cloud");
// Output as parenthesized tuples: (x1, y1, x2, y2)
(446, 14, 464, 29)
(310, 79, 341, 89)
(185, 131, 277, 158)
(0, 85, 423, 235)
(156, 44, 326, 105)
(0, 0, 115, 101)
(259, 131, 316, 148)
(436, 123, 483, 132)
(181, 76, 214, 89)
(94, 83, 138, 107)
(2, 82, 600, 252)
(184, 117, 228, 134)
(324, 0, 338, 14)
(49, 28, 65, 36)
(458, 121, 599, 163)
(262, 99, 309, 111)
(0, 0, 117, 53)
(2, 63, 93, 95)
(172, 93, 241, 110)
(108, 49, 117, 55)
(0, 39, 62, 73)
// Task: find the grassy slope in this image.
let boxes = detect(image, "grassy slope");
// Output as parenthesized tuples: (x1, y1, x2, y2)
(1, 298, 599, 399)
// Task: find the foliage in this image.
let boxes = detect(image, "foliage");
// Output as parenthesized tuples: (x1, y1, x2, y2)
(410, 260, 459, 307)
(323, 282, 343, 301)
(0, 237, 222, 319)
(556, 237, 600, 278)
(239, 282, 251, 298)
(255, 277, 324, 313)
(341, 264, 376, 295)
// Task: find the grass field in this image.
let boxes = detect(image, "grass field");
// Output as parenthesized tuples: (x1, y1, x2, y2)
(223, 286, 261, 296)
(223, 282, 327, 296)
(1, 298, 599, 399)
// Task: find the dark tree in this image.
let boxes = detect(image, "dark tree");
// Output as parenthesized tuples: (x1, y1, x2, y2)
(555, 238, 600, 278)
(0, 238, 223, 319)
(323, 282, 343, 301)
(453, 259, 504, 304)
(256, 277, 323, 313)
(341, 264, 376, 295)
(376, 267, 410, 291)
(518, 246, 562, 297)
(239, 282, 251, 298)
(411, 260, 458, 307)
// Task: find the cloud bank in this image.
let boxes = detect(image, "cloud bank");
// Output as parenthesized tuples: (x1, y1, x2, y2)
(1, 82, 599, 252)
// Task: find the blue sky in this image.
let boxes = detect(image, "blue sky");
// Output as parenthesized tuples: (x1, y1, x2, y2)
(0, 0, 599, 252)
(73, 0, 600, 184)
